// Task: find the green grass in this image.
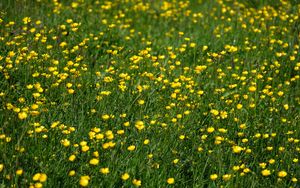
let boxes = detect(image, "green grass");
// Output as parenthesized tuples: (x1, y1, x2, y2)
(0, 0, 300, 187)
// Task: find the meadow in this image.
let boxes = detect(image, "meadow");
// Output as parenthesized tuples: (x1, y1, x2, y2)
(0, 0, 300, 187)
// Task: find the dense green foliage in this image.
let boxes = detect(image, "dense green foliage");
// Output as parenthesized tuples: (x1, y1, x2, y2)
(0, 0, 300, 187)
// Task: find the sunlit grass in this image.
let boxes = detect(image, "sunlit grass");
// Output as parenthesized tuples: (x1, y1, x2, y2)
(0, 0, 300, 187)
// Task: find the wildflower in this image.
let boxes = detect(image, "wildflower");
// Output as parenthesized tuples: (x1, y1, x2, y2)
(197, 147, 203, 152)
(236, 104, 243, 110)
(210, 174, 218, 180)
(278, 171, 287, 178)
(261, 169, 271, 176)
(202, 45, 208, 51)
(143, 139, 150, 144)
(33, 173, 41, 181)
(220, 111, 228, 119)
(39, 173, 47, 182)
(102, 114, 110, 120)
(207, 127, 215, 133)
(232, 166, 240, 171)
(232, 146, 243, 153)
(248, 86, 256, 92)
(210, 109, 219, 116)
(127, 145, 136, 151)
(132, 179, 141, 187)
(121, 173, 130, 181)
(269, 159, 275, 164)
(89, 158, 99, 165)
(167, 178, 175, 184)
(79, 176, 90, 187)
(124, 121, 130, 127)
(34, 183, 43, 188)
(243, 168, 251, 173)
(61, 139, 70, 147)
(222, 174, 231, 181)
(18, 112, 28, 120)
(81, 145, 89, 152)
(23, 17, 31, 24)
(135, 121, 145, 131)
(277, 91, 284, 96)
(138, 100, 145, 105)
(69, 155, 76, 162)
(16, 169, 23, 175)
(68, 170, 76, 176)
(100, 168, 110, 174)
(0, 164, 3, 172)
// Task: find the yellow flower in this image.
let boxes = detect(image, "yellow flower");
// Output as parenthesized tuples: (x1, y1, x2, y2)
(222, 174, 231, 181)
(68, 170, 76, 176)
(190, 43, 196, 48)
(121, 173, 130, 181)
(66, 83, 72, 88)
(269, 159, 275, 164)
(148, 153, 153, 158)
(102, 114, 110, 120)
(207, 127, 215, 133)
(138, 100, 145, 105)
(261, 169, 271, 176)
(259, 163, 266, 168)
(22, 17, 31, 24)
(167, 178, 175, 184)
(69, 155, 76, 162)
(220, 111, 228, 119)
(39, 173, 47, 182)
(100, 167, 110, 174)
(202, 45, 208, 51)
(243, 168, 251, 173)
(291, 177, 298, 182)
(135, 121, 145, 131)
(34, 183, 43, 188)
(232, 166, 240, 171)
(81, 145, 90, 152)
(232, 146, 243, 153)
(16, 169, 23, 175)
(278, 171, 287, 178)
(18, 112, 28, 120)
(277, 91, 284, 96)
(33, 173, 41, 181)
(89, 158, 99, 165)
(61, 139, 70, 147)
(143, 139, 150, 145)
(124, 121, 130, 127)
(0, 164, 3, 172)
(68, 89, 75, 94)
(127, 145, 136, 151)
(179, 135, 185, 140)
(79, 176, 90, 187)
(132, 179, 141, 187)
(210, 174, 218, 180)
(197, 147, 203, 152)
(210, 109, 219, 116)
(236, 104, 243, 110)
(173, 159, 179, 164)
(248, 86, 256, 92)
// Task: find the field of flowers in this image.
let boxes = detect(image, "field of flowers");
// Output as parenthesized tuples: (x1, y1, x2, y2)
(0, 0, 300, 187)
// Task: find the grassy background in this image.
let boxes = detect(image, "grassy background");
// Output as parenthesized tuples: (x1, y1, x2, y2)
(0, 0, 300, 187)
